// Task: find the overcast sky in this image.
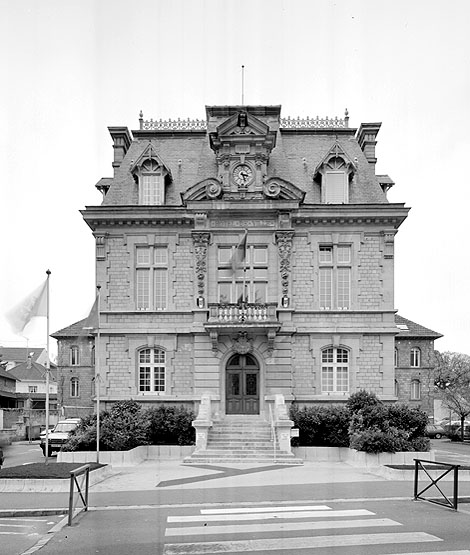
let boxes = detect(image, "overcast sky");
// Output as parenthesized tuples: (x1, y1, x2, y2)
(1, 0, 469, 359)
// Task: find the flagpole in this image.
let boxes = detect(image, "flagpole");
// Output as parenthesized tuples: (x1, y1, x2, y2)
(45, 269, 51, 464)
(96, 285, 101, 464)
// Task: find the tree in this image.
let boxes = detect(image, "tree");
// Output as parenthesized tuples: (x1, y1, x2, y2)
(434, 351, 470, 441)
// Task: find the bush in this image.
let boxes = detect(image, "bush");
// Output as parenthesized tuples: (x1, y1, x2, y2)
(147, 405, 195, 445)
(349, 426, 409, 453)
(289, 404, 350, 447)
(346, 390, 381, 413)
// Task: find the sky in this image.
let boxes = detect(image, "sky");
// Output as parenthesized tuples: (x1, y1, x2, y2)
(1, 0, 469, 360)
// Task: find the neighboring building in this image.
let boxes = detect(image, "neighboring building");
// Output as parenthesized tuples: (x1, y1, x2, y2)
(54, 104, 422, 421)
(0, 367, 17, 408)
(394, 315, 443, 416)
(0, 347, 48, 372)
(8, 357, 57, 410)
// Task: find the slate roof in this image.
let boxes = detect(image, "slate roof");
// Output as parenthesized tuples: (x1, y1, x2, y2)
(0, 347, 45, 364)
(395, 315, 443, 339)
(0, 367, 17, 381)
(8, 360, 57, 382)
(51, 319, 91, 338)
(100, 105, 388, 207)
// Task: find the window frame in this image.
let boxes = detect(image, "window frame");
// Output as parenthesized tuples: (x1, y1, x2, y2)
(135, 245, 168, 310)
(137, 347, 167, 395)
(320, 346, 350, 394)
(70, 377, 80, 398)
(410, 379, 421, 400)
(70, 346, 79, 366)
(319, 245, 351, 310)
(410, 347, 421, 368)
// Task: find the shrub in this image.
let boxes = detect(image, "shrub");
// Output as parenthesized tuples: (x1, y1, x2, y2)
(62, 414, 97, 452)
(349, 426, 409, 453)
(100, 400, 150, 451)
(346, 390, 381, 413)
(147, 405, 195, 445)
(289, 404, 350, 447)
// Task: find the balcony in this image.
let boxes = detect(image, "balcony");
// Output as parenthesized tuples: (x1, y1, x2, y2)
(204, 302, 280, 352)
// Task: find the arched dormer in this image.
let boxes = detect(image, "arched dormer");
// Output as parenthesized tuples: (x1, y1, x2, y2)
(314, 142, 356, 204)
(130, 143, 172, 206)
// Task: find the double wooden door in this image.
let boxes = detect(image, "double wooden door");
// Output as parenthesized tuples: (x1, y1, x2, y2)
(226, 354, 260, 414)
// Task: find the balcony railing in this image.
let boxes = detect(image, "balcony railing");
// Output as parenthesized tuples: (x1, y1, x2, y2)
(208, 303, 278, 324)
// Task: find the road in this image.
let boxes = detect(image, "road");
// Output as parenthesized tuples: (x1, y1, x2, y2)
(431, 437, 470, 465)
(1, 440, 55, 468)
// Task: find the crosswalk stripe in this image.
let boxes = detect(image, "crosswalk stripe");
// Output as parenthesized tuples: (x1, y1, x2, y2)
(163, 532, 441, 554)
(200, 505, 331, 514)
(165, 517, 401, 537)
(168, 508, 373, 523)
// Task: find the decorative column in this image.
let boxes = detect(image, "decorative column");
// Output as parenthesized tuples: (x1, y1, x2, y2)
(275, 231, 294, 307)
(192, 232, 211, 308)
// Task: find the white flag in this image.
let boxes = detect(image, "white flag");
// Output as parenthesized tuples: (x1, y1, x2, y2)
(6, 280, 48, 334)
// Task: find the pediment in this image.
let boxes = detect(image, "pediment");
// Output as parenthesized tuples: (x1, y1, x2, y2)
(181, 178, 223, 202)
(314, 141, 357, 176)
(129, 142, 172, 179)
(262, 177, 305, 201)
(216, 110, 270, 137)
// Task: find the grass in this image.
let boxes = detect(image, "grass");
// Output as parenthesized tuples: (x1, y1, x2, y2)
(0, 462, 105, 479)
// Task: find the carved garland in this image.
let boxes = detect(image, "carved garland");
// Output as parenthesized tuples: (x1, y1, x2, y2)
(275, 231, 294, 298)
(192, 232, 211, 298)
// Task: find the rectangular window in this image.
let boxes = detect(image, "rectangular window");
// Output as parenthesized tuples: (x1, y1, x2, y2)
(136, 246, 168, 310)
(324, 172, 348, 204)
(138, 348, 166, 394)
(70, 346, 79, 366)
(319, 245, 351, 310)
(28, 385, 38, 394)
(217, 245, 268, 304)
(141, 175, 164, 205)
(321, 348, 350, 394)
(411, 380, 421, 400)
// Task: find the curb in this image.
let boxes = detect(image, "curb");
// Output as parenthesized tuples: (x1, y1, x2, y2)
(0, 508, 67, 518)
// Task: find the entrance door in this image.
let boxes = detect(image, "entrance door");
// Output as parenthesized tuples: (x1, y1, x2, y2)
(226, 354, 260, 414)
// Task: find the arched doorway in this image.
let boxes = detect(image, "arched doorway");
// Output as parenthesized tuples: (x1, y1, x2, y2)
(226, 353, 260, 414)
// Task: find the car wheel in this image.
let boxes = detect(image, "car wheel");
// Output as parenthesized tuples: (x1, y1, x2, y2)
(435, 433, 442, 439)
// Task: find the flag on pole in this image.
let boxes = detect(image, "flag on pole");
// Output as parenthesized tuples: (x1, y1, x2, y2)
(6, 280, 48, 334)
(230, 230, 248, 273)
(80, 295, 99, 335)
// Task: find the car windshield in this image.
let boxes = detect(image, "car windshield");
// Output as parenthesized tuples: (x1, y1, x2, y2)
(53, 422, 77, 433)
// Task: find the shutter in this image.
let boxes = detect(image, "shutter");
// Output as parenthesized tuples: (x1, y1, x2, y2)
(325, 172, 347, 203)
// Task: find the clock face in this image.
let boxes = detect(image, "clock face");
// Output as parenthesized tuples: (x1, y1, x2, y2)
(233, 164, 254, 186)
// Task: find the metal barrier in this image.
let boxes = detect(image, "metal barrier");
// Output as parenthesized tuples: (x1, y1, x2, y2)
(414, 458, 460, 510)
(68, 464, 90, 526)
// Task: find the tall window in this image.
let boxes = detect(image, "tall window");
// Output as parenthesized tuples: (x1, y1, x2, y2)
(138, 348, 166, 394)
(218, 245, 268, 304)
(394, 379, 399, 397)
(139, 160, 165, 205)
(319, 245, 351, 310)
(29, 385, 38, 394)
(321, 347, 349, 393)
(411, 379, 421, 400)
(410, 348, 421, 368)
(394, 348, 398, 367)
(322, 157, 349, 204)
(70, 377, 79, 398)
(136, 246, 168, 310)
(70, 346, 79, 366)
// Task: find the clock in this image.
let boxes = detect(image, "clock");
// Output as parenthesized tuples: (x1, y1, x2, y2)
(233, 164, 254, 186)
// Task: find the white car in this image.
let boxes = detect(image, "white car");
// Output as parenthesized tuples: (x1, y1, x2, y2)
(40, 418, 81, 456)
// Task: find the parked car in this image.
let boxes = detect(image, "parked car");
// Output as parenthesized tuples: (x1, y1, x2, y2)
(40, 418, 81, 456)
(443, 420, 470, 441)
(425, 424, 445, 439)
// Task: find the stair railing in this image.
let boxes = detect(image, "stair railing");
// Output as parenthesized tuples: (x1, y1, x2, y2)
(268, 402, 276, 461)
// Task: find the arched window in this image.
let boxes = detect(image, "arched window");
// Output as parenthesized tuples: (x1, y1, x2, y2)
(70, 346, 79, 366)
(321, 347, 349, 393)
(411, 379, 421, 400)
(410, 348, 421, 368)
(138, 348, 166, 394)
(70, 377, 79, 398)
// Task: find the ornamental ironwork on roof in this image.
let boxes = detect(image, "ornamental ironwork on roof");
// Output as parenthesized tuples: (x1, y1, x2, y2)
(138, 109, 349, 131)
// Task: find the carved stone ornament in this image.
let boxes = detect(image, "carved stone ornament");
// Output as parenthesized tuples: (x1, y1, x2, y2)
(192, 232, 211, 297)
(275, 231, 294, 297)
(233, 332, 253, 354)
(206, 181, 222, 199)
(263, 180, 281, 198)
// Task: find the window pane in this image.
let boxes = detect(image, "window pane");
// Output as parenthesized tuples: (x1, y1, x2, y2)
(154, 269, 167, 310)
(139, 367, 151, 391)
(137, 247, 151, 265)
(319, 246, 333, 263)
(322, 348, 334, 363)
(154, 366, 165, 392)
(325, 172, 347, 203)
(336, 349, 349, 363)
(322, 367, 334, 392)
(154, 349, 165, 364)
(154, 246, 168, 265)
(337, 246, 351, 264)
(319, 268, 332, 309)
(253, 247, 268, 265)
(219, 283, 231, 303)
(142, 175, 164, 205)
(136, 269, 150, 309)
(139, 349, 151, 364)
(218, 247, 232, 265)
(337, 268, 350, 309)
(253, 282, 267, 303)
(336, 367, 349, 392)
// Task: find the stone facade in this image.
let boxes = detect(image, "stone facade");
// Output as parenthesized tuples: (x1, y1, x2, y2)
(52, 104, 441, 420)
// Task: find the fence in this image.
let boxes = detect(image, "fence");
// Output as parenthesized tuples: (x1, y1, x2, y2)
(414, 458, 460, 510)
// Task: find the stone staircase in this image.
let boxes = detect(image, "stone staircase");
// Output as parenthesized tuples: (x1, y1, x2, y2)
(183, 416, 303, 465)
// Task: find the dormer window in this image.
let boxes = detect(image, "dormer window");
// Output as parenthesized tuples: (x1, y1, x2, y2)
(323, 157, 349, 204)
(139, 160, 165, 205)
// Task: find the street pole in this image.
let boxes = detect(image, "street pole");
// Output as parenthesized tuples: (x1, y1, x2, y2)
(96, 285, 101, 464)
(45, 269, 51, 464)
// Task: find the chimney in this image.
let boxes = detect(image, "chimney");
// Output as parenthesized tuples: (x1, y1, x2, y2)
(357, 123, 381, 171)
(108, 127, 132, 175)
(27, 355, 32, 369)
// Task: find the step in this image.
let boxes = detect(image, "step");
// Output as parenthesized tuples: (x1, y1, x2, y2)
(183, 457, 304, 465)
